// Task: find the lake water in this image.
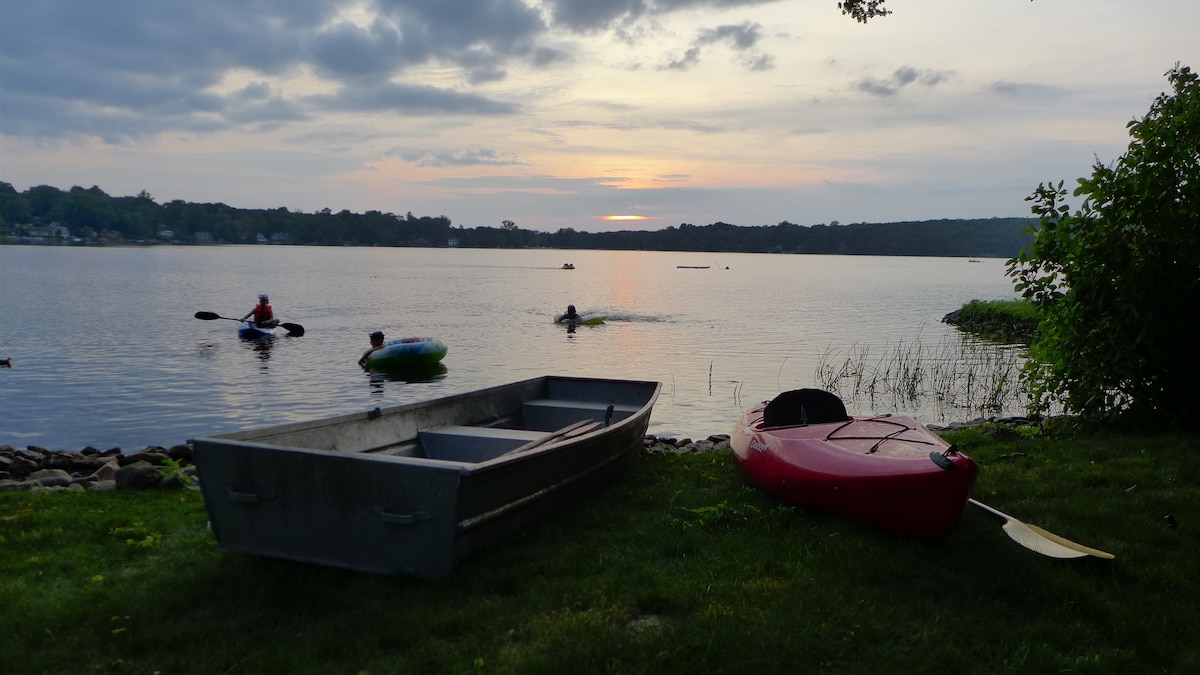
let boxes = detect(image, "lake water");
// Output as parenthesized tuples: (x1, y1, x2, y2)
(0, 245, 1024, 451)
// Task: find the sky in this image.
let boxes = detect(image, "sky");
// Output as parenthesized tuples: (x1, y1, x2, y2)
(1, 1, 1197, 233)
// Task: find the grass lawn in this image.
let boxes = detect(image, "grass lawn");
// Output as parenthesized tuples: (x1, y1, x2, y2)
(2, 425, 1196, 674)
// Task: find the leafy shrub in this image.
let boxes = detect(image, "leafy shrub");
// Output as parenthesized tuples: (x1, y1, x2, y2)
(1006, 65, 1200, 427)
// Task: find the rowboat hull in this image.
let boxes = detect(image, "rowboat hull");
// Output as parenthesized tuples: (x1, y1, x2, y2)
(193, 376, 661, 577)
(731, 391, 977, 539)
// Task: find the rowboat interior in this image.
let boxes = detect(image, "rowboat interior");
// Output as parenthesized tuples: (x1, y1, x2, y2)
(191, 376, 661, 577)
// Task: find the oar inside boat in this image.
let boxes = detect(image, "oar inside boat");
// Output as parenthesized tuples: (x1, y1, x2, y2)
(501, 419, 604, 457)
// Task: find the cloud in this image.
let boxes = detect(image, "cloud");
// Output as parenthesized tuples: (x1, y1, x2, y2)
(543, 0, 776, 33)
(854, 66, 955, 96)
(987, 81, 1064, 99)
(697, 22, 775, 70)
(696, 22, 762, 50)
(658, 21, 774, 72)
(0, 0, 789, 142)
(305, 82, 517, 115)
(0, 0, 539, 140)
(662, 47, 704, 71)
(388, 146, 525, 167)
(307, 19, 407, 80)
(543, 0, 648, 33)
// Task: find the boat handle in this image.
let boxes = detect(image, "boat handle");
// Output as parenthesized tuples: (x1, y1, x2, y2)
(227, 489, 275, 503)
(929, 450, 957, 470)
(378, 509, 431, 525)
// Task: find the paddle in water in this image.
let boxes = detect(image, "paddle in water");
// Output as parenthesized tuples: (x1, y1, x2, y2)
(194, 311, 304, 337)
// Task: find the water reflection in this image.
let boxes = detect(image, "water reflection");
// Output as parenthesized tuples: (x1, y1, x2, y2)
(366, 362, 449, 392)
(241, 334, 274, 369)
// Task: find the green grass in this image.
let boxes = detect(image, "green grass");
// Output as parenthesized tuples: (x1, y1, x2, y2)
(946, 299, 1043, 343)
(3, 427, 1197, 674)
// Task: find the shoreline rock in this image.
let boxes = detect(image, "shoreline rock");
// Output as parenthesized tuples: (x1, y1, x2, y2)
(2, 417, 1036, 493)
(0, 443, 198, 493)
(643, 433, 732, 455)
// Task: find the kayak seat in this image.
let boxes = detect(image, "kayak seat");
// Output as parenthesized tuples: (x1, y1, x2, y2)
(762, 389, 849, 428)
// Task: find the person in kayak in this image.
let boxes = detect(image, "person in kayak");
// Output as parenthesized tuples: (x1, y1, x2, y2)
(359, 331, 386, 367)
(240, 294, 280, 329)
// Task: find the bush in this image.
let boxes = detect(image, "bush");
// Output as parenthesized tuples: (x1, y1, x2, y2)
(1006, 64, 1200, 428)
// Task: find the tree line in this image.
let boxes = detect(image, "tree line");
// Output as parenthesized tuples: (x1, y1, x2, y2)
(0, 182, 1032, 257)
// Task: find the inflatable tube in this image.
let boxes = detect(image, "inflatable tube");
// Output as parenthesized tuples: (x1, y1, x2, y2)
(365, 337, 448, 369)
(554, 313, 606, 325)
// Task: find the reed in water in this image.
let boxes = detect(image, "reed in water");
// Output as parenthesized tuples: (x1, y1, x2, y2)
(814, 333, 1037, 420)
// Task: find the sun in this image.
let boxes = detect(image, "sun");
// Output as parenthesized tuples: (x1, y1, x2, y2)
(602, 215, 648, 221)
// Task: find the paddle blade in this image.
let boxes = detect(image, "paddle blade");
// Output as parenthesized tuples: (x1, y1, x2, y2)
(1000, 521, 1091, 559)
(969, 498, 1115, 560)
(195, 311, 220, 320)
(281, 322, 305, 337)
(1008, 521, 1116, 560)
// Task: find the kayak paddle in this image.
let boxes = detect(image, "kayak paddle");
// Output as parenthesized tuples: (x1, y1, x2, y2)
(969, 498, 1114, 560)
(194, 311, 304, 337)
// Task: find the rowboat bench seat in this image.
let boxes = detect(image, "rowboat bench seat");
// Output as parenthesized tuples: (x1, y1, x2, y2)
(522, 399, 642, 432)
(418, 425, 545, 462)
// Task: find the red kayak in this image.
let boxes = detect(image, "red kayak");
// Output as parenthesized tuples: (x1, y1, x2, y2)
(731, 389, 977, 539)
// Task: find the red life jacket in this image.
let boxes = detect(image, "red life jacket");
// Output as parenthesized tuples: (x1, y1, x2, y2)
(253, 303, 274, 323)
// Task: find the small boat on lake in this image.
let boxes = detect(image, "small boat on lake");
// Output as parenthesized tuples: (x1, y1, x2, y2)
(193, 375, 662, 577)
(731, 389, 977, 539)
(238, 322, 275, 340)
(194, 312, 304, 338)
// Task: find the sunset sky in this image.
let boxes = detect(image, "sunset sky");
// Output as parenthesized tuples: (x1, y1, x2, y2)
(2, 1, 1197, 232)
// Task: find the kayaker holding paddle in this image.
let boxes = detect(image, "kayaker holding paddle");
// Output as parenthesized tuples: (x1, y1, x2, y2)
(240, 294, 280, 329)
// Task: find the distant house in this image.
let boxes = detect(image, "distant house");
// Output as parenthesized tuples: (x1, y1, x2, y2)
(448, 238, 460, 248)
(27, 222, 70, 240)
(256, 233, 267, 244)
(158, 230, 174, 240)
(194, 232, 213, 243)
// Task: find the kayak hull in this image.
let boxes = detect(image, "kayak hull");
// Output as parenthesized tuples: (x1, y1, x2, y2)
(238, 323, 275, 339)
(731, 390, 977, 539)
(366, 337, 448, 369)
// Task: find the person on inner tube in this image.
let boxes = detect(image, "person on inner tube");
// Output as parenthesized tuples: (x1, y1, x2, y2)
(359, 331, 386, 367)
(561, 304, 580, 323)
(240, 293, 280, 329)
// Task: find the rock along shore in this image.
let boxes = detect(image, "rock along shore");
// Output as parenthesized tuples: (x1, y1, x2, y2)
(0, 434, 733, 494)
(0, 443, 199, 493)
(0, 418, 1024, 494)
